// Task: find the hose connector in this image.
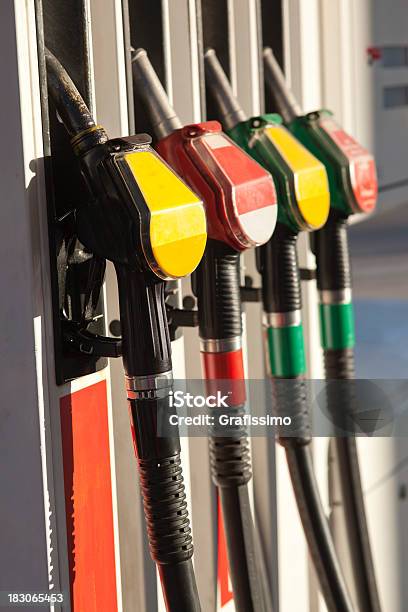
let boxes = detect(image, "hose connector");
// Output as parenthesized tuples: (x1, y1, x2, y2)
(131, 48, 182, 139)
(204, 48, 247, 130)
(263, 47, 302, 123)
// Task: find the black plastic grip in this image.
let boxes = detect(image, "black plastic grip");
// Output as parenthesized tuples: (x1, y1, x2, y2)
(324, 349, 358, 434)
(315, 209, 351, 291)
(272, 378, 311, 446)
(257, 223, 301, 313)
(324, 347, 355, 380)
(130, 397, 194, 566)
(209, 405, 252, 488)
(193, 239, 242, 340)
(115, 266, 171, 376)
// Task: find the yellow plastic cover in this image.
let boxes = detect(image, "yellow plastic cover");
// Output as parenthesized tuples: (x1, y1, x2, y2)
(266, 126, 330, 230)
(124, 151, 207, 279)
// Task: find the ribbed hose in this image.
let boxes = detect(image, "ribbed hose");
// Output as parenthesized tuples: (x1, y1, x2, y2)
(316, 211, 382, 612)
(258, 223, 301, 314)
(119, 270, 200, 612)
(130, 397, 200, 612)
(209, 423, 252, 488)
(195, 239, 242, 339)
(260, 224, 354, 612)
(271, 377, 311, 444)
(315, 210, 351, 292)
(210, 423, 265, 612)
(137, 452, 193, 564)
(196, 240, 267, 612)
(325, 348, 355, 378)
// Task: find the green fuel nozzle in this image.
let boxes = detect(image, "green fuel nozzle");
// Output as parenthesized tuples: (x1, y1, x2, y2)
(263, 46, 378, 218)
(205, 47, 357, 612)
(204, 48, 329, 235)
(263, 45, 382, 612)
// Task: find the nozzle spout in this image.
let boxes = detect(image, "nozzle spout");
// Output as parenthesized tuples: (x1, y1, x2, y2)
(204, 48, 247, 130)
(263, 47, 302, 123)
(131, 48, 182, 140)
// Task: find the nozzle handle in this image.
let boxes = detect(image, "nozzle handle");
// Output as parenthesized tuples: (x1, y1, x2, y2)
(131, 48, 182, 139)
(263, 47, 302, 123)
(204, 49, 247, 130)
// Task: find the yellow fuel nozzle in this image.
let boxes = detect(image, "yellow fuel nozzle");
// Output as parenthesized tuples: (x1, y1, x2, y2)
(45, 47, 206, 280)
(264, 125, 330, 231)
(78, 135, 207, 281)
(121, 148, 207, 279)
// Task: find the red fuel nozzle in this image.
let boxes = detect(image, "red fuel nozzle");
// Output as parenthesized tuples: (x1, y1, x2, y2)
(132, 49, 278, 252)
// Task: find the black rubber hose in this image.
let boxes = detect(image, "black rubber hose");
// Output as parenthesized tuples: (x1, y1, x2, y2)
(194, 239, 242, 340)
(131, 48, 182, 140)
(130, 396, 200, 612)
(119, 270, 201, 612)
(262, 47, 302, 124)
(316, 211, 381, 612)
(271, 381, 354, 612)
(257, 223, 302, 314)
(209, 411, 267, 612)
(315, 210, 352, 292)
(195, 240, 267, 612)
(335, 434, 381, 612)
(204, 48, 247, 131)
(45, 48, 97, 137)
(260, 226, 354, 612)
(285, 446, 355, 612)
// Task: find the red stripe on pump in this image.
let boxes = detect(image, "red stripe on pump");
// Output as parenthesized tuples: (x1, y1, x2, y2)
(60, 381, 118, 612)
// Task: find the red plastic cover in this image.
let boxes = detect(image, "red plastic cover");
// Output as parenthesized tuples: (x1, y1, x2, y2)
(184, 122, 277, 249)
(319, 117, 378, 213)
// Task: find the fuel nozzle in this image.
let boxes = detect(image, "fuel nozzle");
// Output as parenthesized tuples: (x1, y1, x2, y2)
(204, 48, 247, 130)
(262, 47, 302, 123)
(132, 48, 278, 252)
(46, 48, 206, 281)
(46, 48, 203, 612)
(262, 45, 382, 612)
(131, 48, 182, 139)
(132, 47, 278, 612)
(204, 48, 329, 234)
(263, 46, 377, 217)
